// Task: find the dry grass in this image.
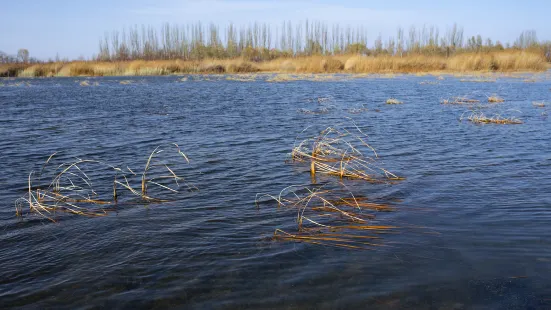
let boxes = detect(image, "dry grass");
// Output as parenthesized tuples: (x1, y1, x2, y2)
(461, 111, 522, 124)
(441, 97, 480, 104)
(386, 98, 403, 104)
(487, 95, 505, 103)
(256, 185, 397, 249)
(15, 144, 197, 221)
(3, 51, 546, 77)
(290, 123, 403, 183)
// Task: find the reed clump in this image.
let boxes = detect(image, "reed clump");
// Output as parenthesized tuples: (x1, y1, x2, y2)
(441, 97, 480, 104)
(386, 98, 403, 104)
(290, 123, 403, 183)
(461, 111, 522, 124)
(256, 186, 397, 250)
(15, 144, 197, 222)
(487, 95, 505, 103)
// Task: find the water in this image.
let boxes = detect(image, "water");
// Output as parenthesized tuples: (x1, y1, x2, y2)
(1, 74, 550, 309)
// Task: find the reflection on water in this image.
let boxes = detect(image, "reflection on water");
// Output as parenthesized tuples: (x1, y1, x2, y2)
(0, 74, 550, 308)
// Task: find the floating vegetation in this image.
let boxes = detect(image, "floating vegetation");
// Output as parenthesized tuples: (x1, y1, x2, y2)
(290, 123, 403, 183)
(459, 78, 496, 83)
(256, 186, 398, 250)
(441, 97, 480, 104)
(347, 107, 369, 114)
(79, 80, 90, 86)
(119, 80, 133, 85)
(532, 101, 546, 108)
(298, 107, 330, 115)
(386, 98, 403, 105)
(487, 95, 505, 103)
(315, 96, 334, 103)
(267, 73, 350, 83)
(15, 144, 197, 222)
(461, 111, 522, 125)
(419, 81, 439, 85)
(225, 74, 259, 82)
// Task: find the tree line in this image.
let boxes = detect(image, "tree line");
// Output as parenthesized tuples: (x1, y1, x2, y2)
(2, 22, 550, 64)
(94, 22, 551, 62)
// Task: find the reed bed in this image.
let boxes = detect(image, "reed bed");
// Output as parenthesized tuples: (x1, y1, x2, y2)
(256, 186, 397, 249)
(461, 111, 522, 124)
(2, 51, 546, 77)
(290, 123, 403, 183)
(15, 144, 196, 221)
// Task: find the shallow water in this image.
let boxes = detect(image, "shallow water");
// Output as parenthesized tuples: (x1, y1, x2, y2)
(1, 74, 551, 309)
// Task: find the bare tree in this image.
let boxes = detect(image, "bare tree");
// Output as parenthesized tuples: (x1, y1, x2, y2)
(17, 49, 29, 63)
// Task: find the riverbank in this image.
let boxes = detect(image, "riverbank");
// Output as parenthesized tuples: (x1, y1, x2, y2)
(1, 51, 547, 77)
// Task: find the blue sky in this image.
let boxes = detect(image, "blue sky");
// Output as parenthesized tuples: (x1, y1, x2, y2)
(1, 0, 549, 60)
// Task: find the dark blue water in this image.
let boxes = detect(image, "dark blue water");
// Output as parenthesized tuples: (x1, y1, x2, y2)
(1, 74, 550, 309)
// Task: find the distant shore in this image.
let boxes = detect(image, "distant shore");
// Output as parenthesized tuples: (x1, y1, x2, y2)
(1, 51, 547, 78)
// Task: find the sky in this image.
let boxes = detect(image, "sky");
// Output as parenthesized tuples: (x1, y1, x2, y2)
(1, 0, 550, 60)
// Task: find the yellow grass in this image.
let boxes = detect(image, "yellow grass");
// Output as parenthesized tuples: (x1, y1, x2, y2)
(461, 111, 522, 124)
(386, 98, 403, 104)
(2, 51, 546, 77)
(488, 95, 505, 103)
(256, 186, 400, 250)
(15, 143, 196, 222)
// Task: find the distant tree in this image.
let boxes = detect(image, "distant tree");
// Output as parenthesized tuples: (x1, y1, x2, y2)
(345, 42, 368, 55)
(17, 48, 29, 63)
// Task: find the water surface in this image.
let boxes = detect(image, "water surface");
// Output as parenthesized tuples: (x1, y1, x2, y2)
(1, 74, 551, 309)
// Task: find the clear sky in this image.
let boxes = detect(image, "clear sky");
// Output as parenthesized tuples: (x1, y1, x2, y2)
(1, 0, 549, 60)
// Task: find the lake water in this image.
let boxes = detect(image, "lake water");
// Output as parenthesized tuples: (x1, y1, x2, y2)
(1, 74, 551, 309)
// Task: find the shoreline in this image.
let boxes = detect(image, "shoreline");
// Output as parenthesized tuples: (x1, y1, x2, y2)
(1, 51, 548, 78)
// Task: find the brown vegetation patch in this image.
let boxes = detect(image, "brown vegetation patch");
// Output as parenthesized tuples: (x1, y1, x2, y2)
(290, 123, 403, 183)
(15, 144, 197, 222)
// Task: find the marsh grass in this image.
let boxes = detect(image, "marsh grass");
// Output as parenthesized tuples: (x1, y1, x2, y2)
(487, 95, 505, 103)
(15, 144, 196, 221)
(256, 185, 397, 250)
(441, 97, 480, 104)
(386, 98, 403, 104)
(290, 123, 403, 183)
(3, 51, 546, 77)
(461, 111, 522, 124)
(459, 78, 496, 83)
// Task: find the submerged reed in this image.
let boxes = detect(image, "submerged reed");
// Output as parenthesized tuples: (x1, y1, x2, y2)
(386, 98, 403, 104)
(290, 123, 403, 183)
(461, 111, 522, 124)
(256, 185, 397, 250)
(15, 144, 196, 221)
(441, 97, 480, 104)
(487, 95, 505, 103)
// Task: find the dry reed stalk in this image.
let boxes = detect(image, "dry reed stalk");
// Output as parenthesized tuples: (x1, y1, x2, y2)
(256, 185, 398, 249)
(532, 101, 546, 108)
(290, 123, 403, 183)
(487, 95, 505, 103)
(386, 98, 403, 104)
(461, 111, 522, 124)
(441, 97, 480, 104)
(15, 144, 196, 221)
